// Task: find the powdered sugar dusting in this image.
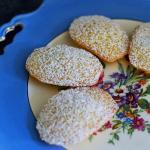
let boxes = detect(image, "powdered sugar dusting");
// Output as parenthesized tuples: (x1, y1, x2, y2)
(69, 15, 129, 62)
(129, 23, 150, 72)
(26, 44, 103, 86)
(36, 87, 118, 148)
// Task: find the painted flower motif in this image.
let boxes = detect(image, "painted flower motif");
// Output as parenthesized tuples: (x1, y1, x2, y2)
(100, 81, 115, 92)
(90, 62, 150, 145)
(133, 83, 141, 90)
(132, 117, 145, 131)
(125, 112, 135, 119)
(109, 85, 128, 97)
(104, 121, 112, 128)
(117, 112, 125, 119)
(125, 92, 139, 108)
(92, 131, 98, 136)
(124, 118, 133, 124)
(112, 95, 126, 106)
(138, 79, 146, 85)
(110, 72, 127, 80)
(127, 84, 142, 94)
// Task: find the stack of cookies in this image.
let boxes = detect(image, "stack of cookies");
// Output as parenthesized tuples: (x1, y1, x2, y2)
(26, 15, 150, 148)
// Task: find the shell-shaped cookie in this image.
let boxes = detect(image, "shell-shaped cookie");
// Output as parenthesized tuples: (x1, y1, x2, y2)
(26, 44, 103, 86)
(36, 87, 118, 148)
(69, 15, 129, 62)
(129, 23, 150, 73)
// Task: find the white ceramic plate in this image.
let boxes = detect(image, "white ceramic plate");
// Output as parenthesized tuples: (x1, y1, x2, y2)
(28, 20, 150, 150)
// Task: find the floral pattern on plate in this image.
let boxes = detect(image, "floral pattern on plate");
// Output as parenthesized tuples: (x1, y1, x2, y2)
(89, 61, 150, 144)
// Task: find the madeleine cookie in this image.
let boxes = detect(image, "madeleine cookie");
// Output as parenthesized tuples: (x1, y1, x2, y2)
(26, 44, 103, 86)
(129, 23, 150, 73)
(36, 87, 118, 148)
(69, 15, 129, 62)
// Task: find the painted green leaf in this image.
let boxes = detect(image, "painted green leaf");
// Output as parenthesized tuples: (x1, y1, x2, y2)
(113, 133, 119, 140)
(147, 128, 150, 133)
(126, 65, 131, 77)
(123, 104, 130, 111)
(142, 76, 150, 81)
(146, 124, 150, 128)
(112, 120, 122, 124)
(88, 135, 93, 142)
(127, 128, 134, 137)
(126, 65, 136, 79)
(112, 123, 121, 130)
(142, 85, 150, 96)
(122, 123, 128, 133)
(138, 109, 145, 113)
(138, 99, 149, 109)
(133, 109, 138, 114)
(118, 61, 125, 74)
(129, 68, 136, 78)
(140, 89, 143, 95)
(145, 85, 150, 95)
(108, 139, 115, 145)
